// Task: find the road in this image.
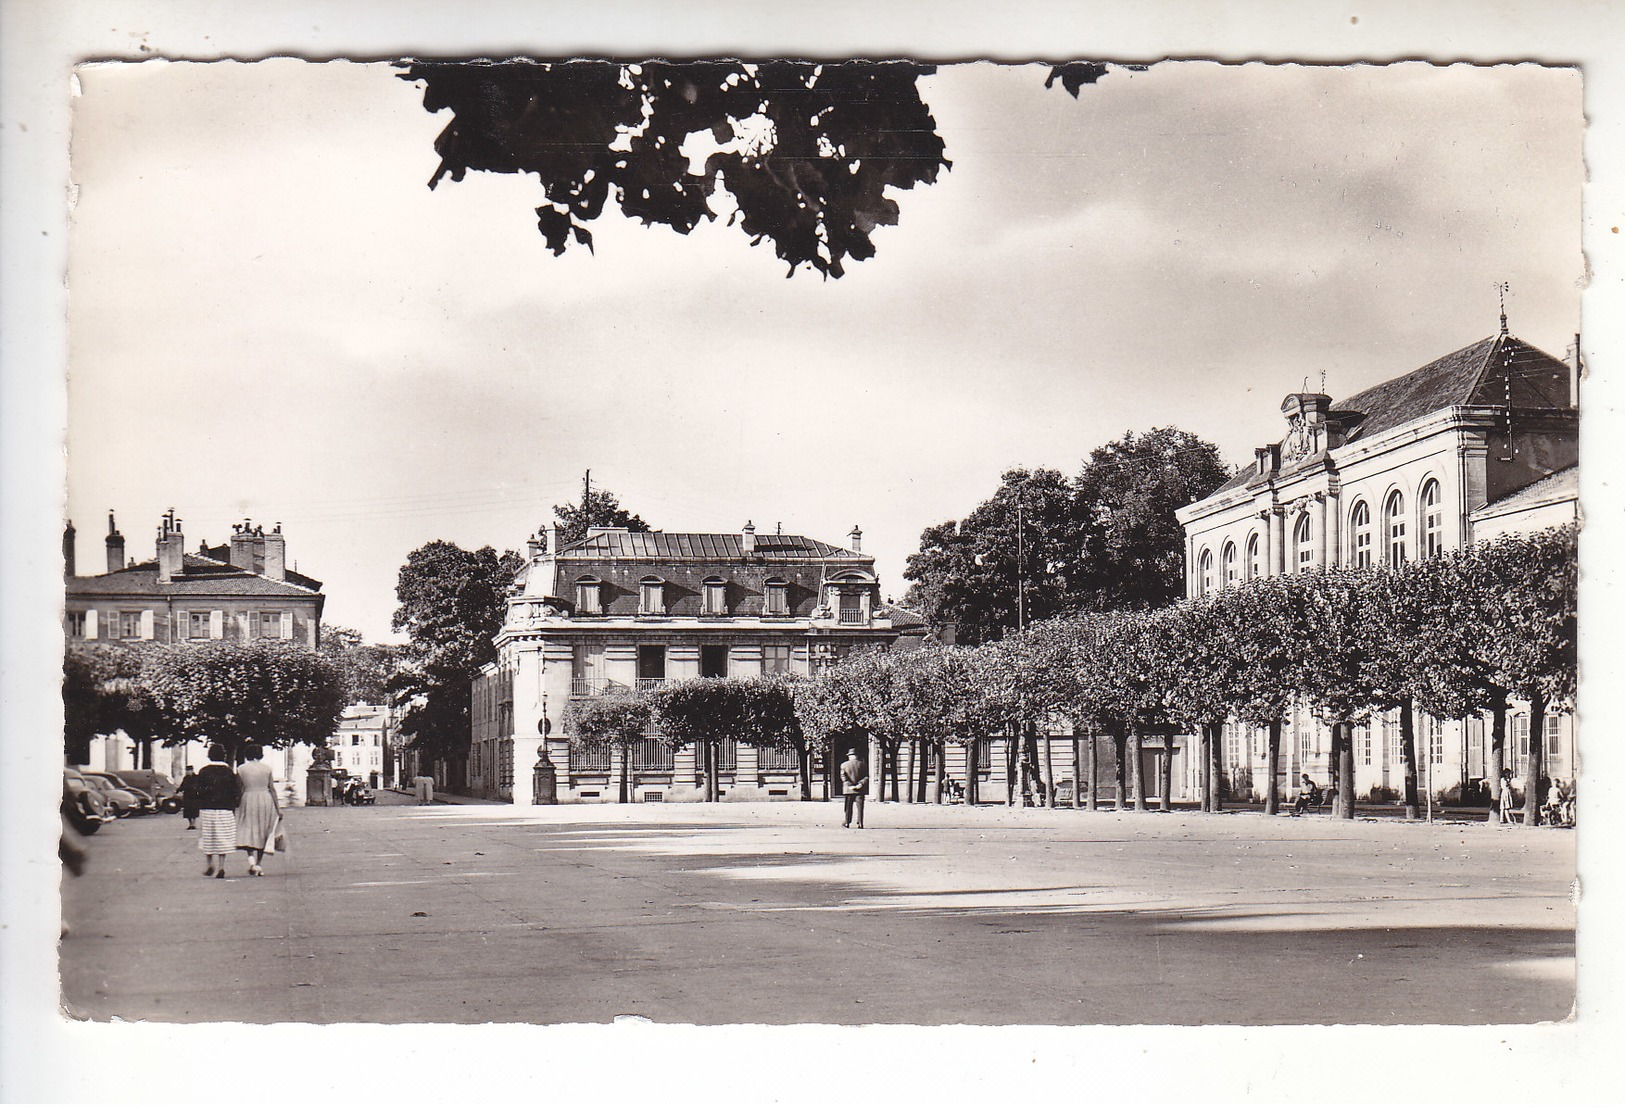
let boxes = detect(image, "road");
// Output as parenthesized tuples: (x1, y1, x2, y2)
(61, 795, 1575, 1025)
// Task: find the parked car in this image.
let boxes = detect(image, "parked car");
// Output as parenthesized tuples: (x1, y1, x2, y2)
(108, 769, 180, 813)
(78, 771, 147, 817)
(63, 769, 112, 834)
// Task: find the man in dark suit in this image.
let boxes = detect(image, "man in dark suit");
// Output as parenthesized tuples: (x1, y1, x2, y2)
(840, 750, 869, 829)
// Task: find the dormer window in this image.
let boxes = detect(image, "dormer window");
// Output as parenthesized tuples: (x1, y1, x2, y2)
(764, 577, 789, 616)
(702, 576, 728, 616)
(574, 576, 603, 615)
(639, 576, 666, 616)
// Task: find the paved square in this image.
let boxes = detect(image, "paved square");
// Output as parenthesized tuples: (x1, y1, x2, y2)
(61, 796, 1575, 1025)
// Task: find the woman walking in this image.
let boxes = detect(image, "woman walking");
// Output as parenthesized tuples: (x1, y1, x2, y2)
(194, 744, 241, 878)
(235, 743, 282, 877)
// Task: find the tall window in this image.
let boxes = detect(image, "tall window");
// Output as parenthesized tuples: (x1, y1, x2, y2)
(1359, 725, 1372, 767)
(700, 644, 728, 679)
(1246, 533, 1262, 581)
(1422, 713, 1444, 765)
(1546, 715, 1562, 757)
(1384, 491, 1407, 566)
(1420, 479, 1445, 558)
(572, 643, 605, 696)
(638, 576, 665, 616)
(763, 644, 792, 674)
(1512, 715, 1530, 767)
(701, 576, 727, 616)
(1198, 549, 1214, 596)
(1294, 513, 1314, 572)
(66, 611, 86, 638)
(574, 576, 602, 614)
(763, 578, 789, 616)
(1222, 543, 1239, 590)
(1350, 501, 1372, 569)
(120, 611, 144, 639)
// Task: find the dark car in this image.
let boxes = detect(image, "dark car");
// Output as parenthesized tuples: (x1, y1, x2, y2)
(63, 769, 112, 833)
(108, 769, 181, 813)
(79, 772, 148, 817)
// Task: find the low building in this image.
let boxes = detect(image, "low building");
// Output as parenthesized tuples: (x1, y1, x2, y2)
(1177, 324, 1579, 806)
(471, 522, 901, 802)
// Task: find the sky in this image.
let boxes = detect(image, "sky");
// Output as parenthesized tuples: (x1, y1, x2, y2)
(65, 59, 1583, 641)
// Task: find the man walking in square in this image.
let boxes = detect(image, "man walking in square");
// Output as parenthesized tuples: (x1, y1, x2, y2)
(840, 749, 869, 829)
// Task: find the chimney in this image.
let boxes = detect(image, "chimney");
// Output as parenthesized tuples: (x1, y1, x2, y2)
(105, 512, 125, 573)
(741, 520, 757, 556)
(64, 520, 77, 578)
(229, 520, 258, 572)
(262, 523, 286, 581)
(1254, 445, 1280, 477)
(545, 522, 561, 554)
(155, 510, 185, 584)
(1281, 392, 1332, 426)
(527, 531, 547, 560)
(848, 525, 863, 553)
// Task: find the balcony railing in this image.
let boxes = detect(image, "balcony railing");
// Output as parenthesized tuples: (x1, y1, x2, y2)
(570, 678, 611, 698)
(635, 678, 667, 694)
(837, 608, 866, 624)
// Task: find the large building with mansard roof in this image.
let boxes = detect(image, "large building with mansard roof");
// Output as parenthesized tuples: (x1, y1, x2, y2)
(1175, 323, 1579, 806)
(469, 521, 903, 803)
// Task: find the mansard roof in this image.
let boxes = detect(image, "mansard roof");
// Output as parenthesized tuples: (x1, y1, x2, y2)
(1333, 333, 1574, 445)
(1203, 332, 1575, 498)
(68, 552, 324, 598)
(556, 530, 867, 563)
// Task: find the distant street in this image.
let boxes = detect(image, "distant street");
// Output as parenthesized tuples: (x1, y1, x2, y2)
(62, 798, 1575, 1025)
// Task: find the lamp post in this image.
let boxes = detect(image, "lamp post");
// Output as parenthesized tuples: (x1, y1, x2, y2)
(533, 695, 558, 805)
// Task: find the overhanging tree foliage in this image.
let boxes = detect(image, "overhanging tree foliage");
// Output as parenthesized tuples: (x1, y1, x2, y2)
(564, 693, 652, 804)
(63, 641, 164, 765)
(320, 624, 406, 705)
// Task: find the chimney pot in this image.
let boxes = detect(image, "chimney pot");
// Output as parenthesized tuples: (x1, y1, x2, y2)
(741, 521, 757, 556)
(105, 512, 126, 574)
(848, 525, 863, 553)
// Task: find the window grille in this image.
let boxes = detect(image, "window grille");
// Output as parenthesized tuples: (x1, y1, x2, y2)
(571, 741, 612, 773)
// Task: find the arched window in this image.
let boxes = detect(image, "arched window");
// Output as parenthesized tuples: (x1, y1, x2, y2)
(638, 575, 666, 616)
(701, 575, 728, 616)
(1246, 532, 1262, 581)
(574, 575, 603, 615)
(1222, 542, 1239, 589)
(1294, 513, 1314, 572)
(1384, 491, 1407, 566)
(1420, 479, 1445, 558)
(1349, 501, 1372, 569)
(1198, 549, 1214, 596)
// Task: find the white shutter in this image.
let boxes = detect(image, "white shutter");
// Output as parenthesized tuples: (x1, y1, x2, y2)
(280, 611, 293, 640)
(84, 610, 99, 640)
(177, 611, 191, 641)
(139, 610, 154, 640)
(210, 610, 224, 640)
(105, 611, 120, 640)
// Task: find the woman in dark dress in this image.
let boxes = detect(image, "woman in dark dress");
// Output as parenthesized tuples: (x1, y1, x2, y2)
(193, 744, 242, 879)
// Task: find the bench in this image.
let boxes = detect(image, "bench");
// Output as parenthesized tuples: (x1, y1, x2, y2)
(1289, 787, 1337, 816)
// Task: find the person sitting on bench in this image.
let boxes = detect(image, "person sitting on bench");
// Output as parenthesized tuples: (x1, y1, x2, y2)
(1292, 774, 1322, 816)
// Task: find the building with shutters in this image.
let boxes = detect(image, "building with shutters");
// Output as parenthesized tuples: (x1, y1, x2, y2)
(1176, 324, 1580, 806)
(65, 509, 326, 780)
(469, 522, 902, 803)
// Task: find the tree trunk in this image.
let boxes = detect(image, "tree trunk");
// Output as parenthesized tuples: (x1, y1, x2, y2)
(1086, 730, 1099, 812)
(1336, 722, 1356, 820)
(903, 740, 915, 804)
(890, 741, 901, 803)
(1042, 725, 1056, 809)
(1070, 733, 1082, 810)
(1128, 726, 1145, 811)
(1112, 733, 1126, 810)
(1158, 736, 1173, 812)
(619, 744, 631, 804)
(966, 740, 979, 806)
(798, 747, 812, 802)
(1199, 727, 1212, 813)
(932, 744, 944, 804)
(707, 741, 719, 802)
(1523, 692, 1548, 828)
(1399, 700, 1420, 820)
(1487, 695, 1507, 822)
(1263, 720, 1282, 816)
(1208, 722, 1224, 813)
(1005, 732, 1018, 807)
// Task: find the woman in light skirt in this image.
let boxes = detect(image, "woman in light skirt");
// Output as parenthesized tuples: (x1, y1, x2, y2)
(235, 742, 282, 877)
(193, 744, 241, 878)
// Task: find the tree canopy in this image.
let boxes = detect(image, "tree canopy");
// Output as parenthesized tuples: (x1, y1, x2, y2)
(402, 60, 1132, 278)
(319, 624, 406, 705)
(552, 485, 651, 546)
(141, 641, 347, 763)
(63, 641, 163, 764)
(391, 540, 524, 759)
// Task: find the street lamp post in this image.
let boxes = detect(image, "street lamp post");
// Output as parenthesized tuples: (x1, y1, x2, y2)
(533, 695, 558, 805)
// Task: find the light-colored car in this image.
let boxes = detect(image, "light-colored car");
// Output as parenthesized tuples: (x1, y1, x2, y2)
(79, 772, 146, 817)
(108, 769, 180, 813)
(63, 769, 112, 833)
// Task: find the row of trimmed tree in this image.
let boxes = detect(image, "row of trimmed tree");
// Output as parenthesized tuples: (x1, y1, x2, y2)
(563, 527, 1575, 828)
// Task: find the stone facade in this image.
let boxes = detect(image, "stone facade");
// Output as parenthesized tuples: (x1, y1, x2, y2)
(470, 523, 902, 803)
(1175, 329, 1580, 806)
